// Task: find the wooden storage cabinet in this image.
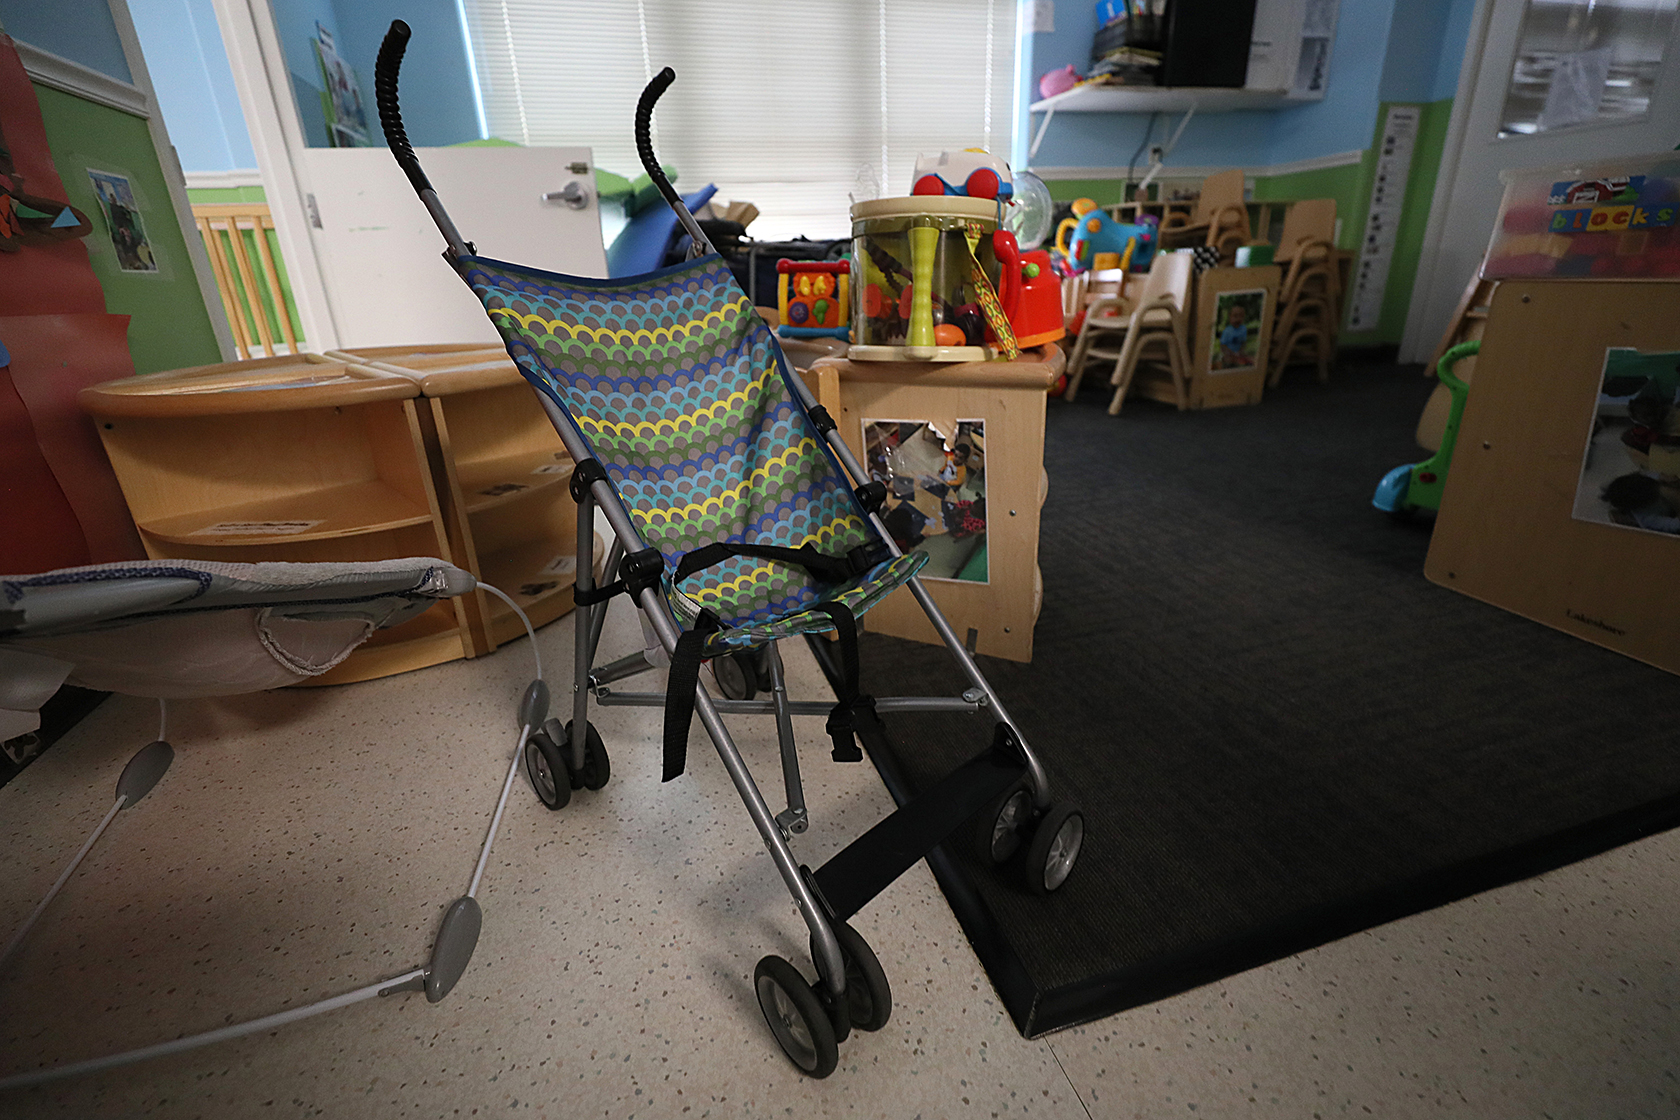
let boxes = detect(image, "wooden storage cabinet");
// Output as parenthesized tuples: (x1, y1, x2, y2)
(81, 348, 586, 684)
(332, 347, 589, 657)
(82, 354, 466, 684)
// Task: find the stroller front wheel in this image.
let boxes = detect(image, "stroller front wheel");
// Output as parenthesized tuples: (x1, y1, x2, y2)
(523, 730, 571, 810)
(812, 920, 892, 1033)
(566, 720, 611, 791)
(754, 955, 839, 1077)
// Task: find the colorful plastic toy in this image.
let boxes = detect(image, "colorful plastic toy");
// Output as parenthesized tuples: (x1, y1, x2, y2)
(777, 259, 849, 340)
(1373, 341, 1479, 516)
(911, 150, 1014, 203)
(1055, 198, 1157, 273)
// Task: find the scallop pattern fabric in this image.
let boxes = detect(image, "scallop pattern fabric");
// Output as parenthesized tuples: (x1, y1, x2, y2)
(461, 252, 925, 643)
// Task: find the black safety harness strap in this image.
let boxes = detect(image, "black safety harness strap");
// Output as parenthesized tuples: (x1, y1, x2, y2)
(660, 538, 890, 779)
(673, 539, 890, 588)
(803, 601, 872, 763)
(661, 608, 720, 782)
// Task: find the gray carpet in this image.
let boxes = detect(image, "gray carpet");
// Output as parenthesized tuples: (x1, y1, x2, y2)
(855, 356, 1680, 1036)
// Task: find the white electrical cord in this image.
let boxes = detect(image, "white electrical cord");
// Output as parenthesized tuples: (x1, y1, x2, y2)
(476, 582, 541, 682)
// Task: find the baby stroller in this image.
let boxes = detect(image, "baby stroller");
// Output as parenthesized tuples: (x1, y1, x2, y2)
(376, 22, 1085, 1077)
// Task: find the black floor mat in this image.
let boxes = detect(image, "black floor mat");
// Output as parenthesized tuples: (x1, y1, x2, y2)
(854, 357, 1680, 1037)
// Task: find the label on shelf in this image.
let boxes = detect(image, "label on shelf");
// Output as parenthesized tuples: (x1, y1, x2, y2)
(541, 554, 578, 576)
(193, 519, 323, 536)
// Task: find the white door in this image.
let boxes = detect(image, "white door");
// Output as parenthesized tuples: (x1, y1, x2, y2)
(299, 147, 608, 350)
(1404, 0, 1680, 361)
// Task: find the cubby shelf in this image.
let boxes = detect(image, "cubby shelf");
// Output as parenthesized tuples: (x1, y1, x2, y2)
(139, 479, 434, 546)
(82, 348, 585, 684)
(456, 450, 575, 514)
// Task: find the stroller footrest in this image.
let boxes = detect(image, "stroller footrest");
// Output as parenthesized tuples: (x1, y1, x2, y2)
(812, 745, 1022, 922)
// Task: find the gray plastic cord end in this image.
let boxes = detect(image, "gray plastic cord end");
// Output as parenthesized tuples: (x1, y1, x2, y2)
(424, 896, 482, 1002)
(115, 740, 173, 806)
(519, 680, 549, 731)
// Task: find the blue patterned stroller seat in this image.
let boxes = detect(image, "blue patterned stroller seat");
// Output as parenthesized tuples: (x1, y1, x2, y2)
(463, 252, 926, 655)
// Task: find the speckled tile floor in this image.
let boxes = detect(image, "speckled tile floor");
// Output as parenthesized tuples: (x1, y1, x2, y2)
(3, 598, 1679, 1119)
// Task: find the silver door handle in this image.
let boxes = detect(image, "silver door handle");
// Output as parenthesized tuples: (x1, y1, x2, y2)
(542, 182, 589, 209)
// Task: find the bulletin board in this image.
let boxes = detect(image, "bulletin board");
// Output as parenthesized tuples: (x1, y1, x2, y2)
(1425, 280, 1680, 675)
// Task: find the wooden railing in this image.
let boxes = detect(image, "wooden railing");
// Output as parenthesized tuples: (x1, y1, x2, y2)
(191, 203, 303, 360)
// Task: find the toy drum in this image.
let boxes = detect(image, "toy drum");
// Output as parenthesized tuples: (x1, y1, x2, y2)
(850, 196, 1003, 362)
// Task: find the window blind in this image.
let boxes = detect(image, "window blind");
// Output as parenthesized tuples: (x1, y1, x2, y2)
(459, 0, 1017, 240)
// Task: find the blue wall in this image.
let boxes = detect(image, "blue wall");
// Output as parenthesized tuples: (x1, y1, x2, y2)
(331, 0, 482, 147)
(0, 0, 132, 82)
(127, 0, 481, 174)
(1016, 0, 1478, 175)
(132, 0, 257, 173)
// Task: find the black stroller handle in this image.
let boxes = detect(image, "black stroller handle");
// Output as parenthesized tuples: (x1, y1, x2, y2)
(375, 20, 471, 258)
(375, 21, 430, 195)
(634, 67, 714, 258)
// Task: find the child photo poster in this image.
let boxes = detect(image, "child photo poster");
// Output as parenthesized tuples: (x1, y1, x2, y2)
(862, 418, 988, 583)
(86, 169, 155, 273)
(1209, 288, 1266, 371)
(1572, 347, 1680, 538)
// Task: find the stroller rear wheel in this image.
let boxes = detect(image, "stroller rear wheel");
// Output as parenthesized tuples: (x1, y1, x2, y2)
(523, 730, 571, 810)
(712, 650, 762, 701)
(1025, 801, 1084, 894)
(754, 955, 838, 1077)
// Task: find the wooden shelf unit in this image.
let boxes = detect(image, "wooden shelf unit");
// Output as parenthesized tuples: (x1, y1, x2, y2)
(81, 347, 587, 684)
(332, 346, 586, 659)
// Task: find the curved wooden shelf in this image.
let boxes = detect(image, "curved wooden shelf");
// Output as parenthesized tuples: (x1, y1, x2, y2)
(80, 354, 417, 417)
(457, 451, 575, 514)
(138, 479, 434, 545)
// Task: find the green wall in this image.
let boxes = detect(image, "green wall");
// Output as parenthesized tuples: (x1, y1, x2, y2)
(34, 84, 222, 374)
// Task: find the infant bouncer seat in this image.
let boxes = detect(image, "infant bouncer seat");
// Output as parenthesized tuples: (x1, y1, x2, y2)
(376, 22, 1086, 1077)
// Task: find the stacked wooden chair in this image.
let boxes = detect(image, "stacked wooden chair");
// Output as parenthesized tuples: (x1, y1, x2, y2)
(1061, 267, 1129, 400)
(1267, 199, 1341, 386)
(1104, 251, 1195, 414)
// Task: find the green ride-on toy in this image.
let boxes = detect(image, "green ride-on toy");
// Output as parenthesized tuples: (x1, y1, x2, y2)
(1373, 340, 1480, 516)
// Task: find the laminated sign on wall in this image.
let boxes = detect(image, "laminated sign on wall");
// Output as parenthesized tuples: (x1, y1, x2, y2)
(1347, 104, 1420, 332)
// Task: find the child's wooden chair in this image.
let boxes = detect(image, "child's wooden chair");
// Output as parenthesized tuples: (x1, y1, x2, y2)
(1062, 269, 1130, 402)
(1269, 199, 1342, 384)
(1196, 170, 1252, 261)
(1108, 251, 1193, 414)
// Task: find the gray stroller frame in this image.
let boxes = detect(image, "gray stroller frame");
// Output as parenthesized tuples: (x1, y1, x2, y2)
(376, 22, 1084, 1078)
